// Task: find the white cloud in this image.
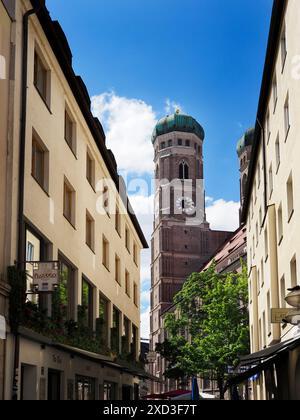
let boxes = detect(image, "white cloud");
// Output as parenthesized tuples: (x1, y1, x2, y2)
(141, 307, 150, 339)
(129, 193, 154, 288)
(91, 92, 156, 174)
(206, 199, 240, 231)
(165, 98, 183, 115)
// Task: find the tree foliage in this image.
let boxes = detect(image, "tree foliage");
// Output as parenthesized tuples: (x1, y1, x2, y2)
(156, 264, 250, 398)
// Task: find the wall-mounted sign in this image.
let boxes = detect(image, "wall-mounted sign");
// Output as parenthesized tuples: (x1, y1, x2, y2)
(146, 351, 157, 363)
(0, 315, 6, 340)
(271, 308, 299, 324)
(32, 262, 60, 293)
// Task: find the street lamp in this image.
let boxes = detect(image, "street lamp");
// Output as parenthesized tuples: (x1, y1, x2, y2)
(283, 287, 300, 329)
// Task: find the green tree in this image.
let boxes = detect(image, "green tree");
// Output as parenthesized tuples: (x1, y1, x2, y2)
(157, 264, 250, 399)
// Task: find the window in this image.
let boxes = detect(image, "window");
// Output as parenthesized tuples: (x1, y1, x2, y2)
(86, 211, 95, 251)
(267, 292, 271, 335)
(256, 222, 259, 246)
(65, 108, 76, 154)
(56, 258, 75, 321)
(280, 276, 286, 308)
(168, 140, 172, 148)
(103, 382, 117, 400)
(259, 319, 262, 350)
(284, 94, 290, 139)
(115, 255, 121, 285)
(103, 184, 110, 216)
(278, 204, 283, 244)
(160, 142, 165, 150)
(102, 236, 109, 270)
(115, 206, 121, 236)
(34, 50, 50, 105)
(178, 139, 182, 146)
(32, 132, 49, 192)
(63, 179, 75, 226)
(264, 227, 269, 261)
(122, 317, 131, 353)
(261, 259, 265, 288)
(81, 278, 94, 329)
(259, 207, 262, 229)
(290, 256, 297, 288)
(125, 227, 130, 252)
(269, 164, 273, 198)
(272, 76, 278, 111)
(281, 25, 287, 70)
(275, 134, 280, 171)
(111, 307, 120, 353)
(287, 174, 294, 221)
(185, 140, 190, 147)
(131, 325, 138, 359)
(76, 375, 96, 401)
(125, 270, 130, 297)
(133, 243, 138, 265)
(179, 161, 189, 180)
(98, 294, 109, 346)
(86, 150, 95, 188)
(26, 242, 34, 261)
(133, 283, 138, 307)
(262, 311, 266, 348)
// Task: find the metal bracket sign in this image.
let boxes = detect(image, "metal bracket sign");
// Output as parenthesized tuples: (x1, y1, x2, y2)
(32, 261, 60, 293)
(146, 351, 157, 363)
(271, 308, 300, 324)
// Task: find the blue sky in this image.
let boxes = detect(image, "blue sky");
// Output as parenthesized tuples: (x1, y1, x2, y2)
(46, 0, 273, 336)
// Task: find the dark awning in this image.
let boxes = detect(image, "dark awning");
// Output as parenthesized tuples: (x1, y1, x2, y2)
(227, 336, 300, 386)
(239, 336, 300, 366)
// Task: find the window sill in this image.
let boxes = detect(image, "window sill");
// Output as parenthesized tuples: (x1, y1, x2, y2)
(86, 243, 95, 254)
(31, 174, 49, 197)
(35, 86, 52, 114)
(281, 54, 287, 74)
(285, 125, 291, 143)
(273, 99, 278, 115)
(103, 264, 110, 273)
(276, 162, 280, 175)
(63, 214, 76, 230)
(288, 209, 294, 224)
(65, 139, 78, 159)
(87, 178, 96, 193)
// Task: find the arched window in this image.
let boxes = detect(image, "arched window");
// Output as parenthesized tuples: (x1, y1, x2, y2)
(179, 161, 189, 180)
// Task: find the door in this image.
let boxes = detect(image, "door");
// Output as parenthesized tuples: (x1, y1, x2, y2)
(48, 369, 61, 400)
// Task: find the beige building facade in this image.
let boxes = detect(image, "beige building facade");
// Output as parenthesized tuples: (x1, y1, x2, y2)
(238, 0, 300, 400)
(0, 0, 148, 400)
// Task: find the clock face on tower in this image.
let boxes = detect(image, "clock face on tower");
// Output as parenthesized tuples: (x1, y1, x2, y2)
(176, 196, 196, 216)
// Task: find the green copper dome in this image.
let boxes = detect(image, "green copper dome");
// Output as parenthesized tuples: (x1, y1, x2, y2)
(237, 128, 255, 157)
(151, 112, 205, 143)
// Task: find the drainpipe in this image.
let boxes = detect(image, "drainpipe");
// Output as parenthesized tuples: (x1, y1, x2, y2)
(13, 2, 42, 401)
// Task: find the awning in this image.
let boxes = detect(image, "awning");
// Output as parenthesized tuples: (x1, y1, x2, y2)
(227, 335, 300, 386)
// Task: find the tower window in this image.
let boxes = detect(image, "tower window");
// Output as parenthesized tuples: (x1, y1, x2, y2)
(178, 139, 182, 146)
(179, 161, 189, 180)
(160, 142, 165, 150)
(185, 140, 190, 147)
(168, 140, 172, 147)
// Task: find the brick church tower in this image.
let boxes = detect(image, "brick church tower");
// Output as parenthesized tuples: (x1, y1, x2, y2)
(149, 111, 231, 391)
